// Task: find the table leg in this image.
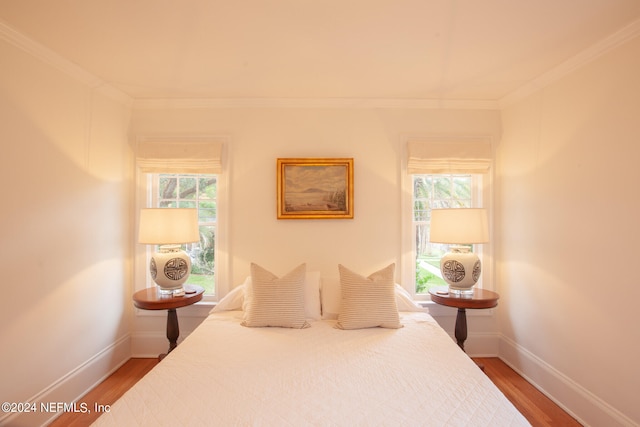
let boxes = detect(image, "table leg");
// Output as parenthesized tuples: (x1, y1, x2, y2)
(453, 308, 484, 370)
(160, 308, 179, 360)
(455, 307, 467, 351)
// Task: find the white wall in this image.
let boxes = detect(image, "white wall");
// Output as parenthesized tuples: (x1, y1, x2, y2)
(0, 38, 133, 426)
(4, 26, 637, 427)
(9, 18, 639, 427)
(496, 35, 640, 426)
(129, 105, 503, 354)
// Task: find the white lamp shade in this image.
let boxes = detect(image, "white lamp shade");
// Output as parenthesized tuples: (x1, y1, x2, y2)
(429, 208, 489, 244)
(138, 208, 200, 245)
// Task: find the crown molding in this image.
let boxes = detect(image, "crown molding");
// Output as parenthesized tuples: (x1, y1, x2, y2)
(0, 19, 132, 106)
(132, 97, 500, 110)
(500, 17, 640, 108)
(0, 19, 495, 111)
(4, 15, 638, 112)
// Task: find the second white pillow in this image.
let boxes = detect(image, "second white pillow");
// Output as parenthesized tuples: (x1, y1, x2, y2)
(335, 263, 402, 330)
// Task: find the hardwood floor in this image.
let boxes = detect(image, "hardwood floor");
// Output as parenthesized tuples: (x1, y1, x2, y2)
(474, 358, 581, 426)
(48, 357, 580, 426)
(47, 358, 158, 427)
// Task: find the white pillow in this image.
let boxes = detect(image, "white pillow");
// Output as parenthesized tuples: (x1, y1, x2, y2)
(394, 284, 424, 312)
(212, 271, 322, 320)
(241, 263, 310, 329)
(335, 263, 402, 330)
(210, 279, 249, 313)
(243, 269, 322, 321)
(320, 277, 342, 320)
(303, 271, 322, 320)
(321, 278, 422, 319)
(248, 270, 320, 320)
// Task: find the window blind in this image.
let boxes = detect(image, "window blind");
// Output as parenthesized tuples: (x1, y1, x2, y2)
(136, 139, 223, 174)
(407, 139, 492, 174)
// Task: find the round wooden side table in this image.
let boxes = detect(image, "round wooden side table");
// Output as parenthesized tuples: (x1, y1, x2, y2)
(133, 284, 204, 359)
(428, 286, 499, 352)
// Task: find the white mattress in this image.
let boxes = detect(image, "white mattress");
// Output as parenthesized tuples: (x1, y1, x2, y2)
(93, 312, 530, 426)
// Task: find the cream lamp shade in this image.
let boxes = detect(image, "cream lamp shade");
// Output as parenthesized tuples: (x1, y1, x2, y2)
(138, 208, 200, 295)
(429, 208, 489, 295)
(138, 208, 200, 245)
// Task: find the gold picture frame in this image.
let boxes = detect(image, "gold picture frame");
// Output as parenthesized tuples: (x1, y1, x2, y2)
(277, 158, 354, 219)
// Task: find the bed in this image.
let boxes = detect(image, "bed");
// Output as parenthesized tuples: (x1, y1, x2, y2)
(93, 264, 530, 426)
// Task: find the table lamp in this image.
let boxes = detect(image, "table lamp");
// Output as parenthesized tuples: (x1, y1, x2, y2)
(429, 208, 488, 295)
(138, 208, 200, 296)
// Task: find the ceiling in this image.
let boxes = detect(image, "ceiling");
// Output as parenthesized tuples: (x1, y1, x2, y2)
(1, 0, 640, 102)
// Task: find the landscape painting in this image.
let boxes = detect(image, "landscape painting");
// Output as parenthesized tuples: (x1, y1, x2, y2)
(277, 158, 354, 219)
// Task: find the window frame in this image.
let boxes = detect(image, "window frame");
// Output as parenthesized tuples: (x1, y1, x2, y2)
(134, 165, 229, 304)
(150, 173, 217, 295)
(401, 161, 493, 302)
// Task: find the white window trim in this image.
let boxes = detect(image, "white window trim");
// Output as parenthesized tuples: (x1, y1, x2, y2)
(133, 136, 230, 303)
(400, 138, 495, 301)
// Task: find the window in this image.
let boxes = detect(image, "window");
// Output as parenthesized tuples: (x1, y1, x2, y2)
(134, 137, 227, 300)
(148, 173, 217, 295)
(403, 138, 492, 299)
(413, 174, 482, 294)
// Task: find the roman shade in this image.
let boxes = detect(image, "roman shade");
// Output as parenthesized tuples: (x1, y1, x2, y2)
(407, 139, 492, 174)
(136, 138, 223, 174)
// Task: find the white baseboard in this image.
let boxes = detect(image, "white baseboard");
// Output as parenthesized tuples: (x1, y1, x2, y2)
(464, 332, 501, 357)
(0, 335, 131, 427)
(498, 335, 636, 427)
(130, 331, 169, 358)
(131, 327, 201, 358)
(131, 331, 197, 358)
(436, 331, 501, 357)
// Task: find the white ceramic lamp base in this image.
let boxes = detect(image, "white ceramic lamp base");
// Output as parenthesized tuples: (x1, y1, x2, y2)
(440, 246, 481, 295)
(150, 245, 192, 295)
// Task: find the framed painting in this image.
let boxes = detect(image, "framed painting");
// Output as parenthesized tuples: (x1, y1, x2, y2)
(277, 158, 354, 219)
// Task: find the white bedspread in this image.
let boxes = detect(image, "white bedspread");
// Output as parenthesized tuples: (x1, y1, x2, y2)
(93, 312, 529, 426)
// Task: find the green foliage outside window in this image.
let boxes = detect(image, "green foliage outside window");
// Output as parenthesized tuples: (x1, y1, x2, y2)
(413, 175, 473, 294)
(157, 174, 217, 295)
(415, 258, 447, 294)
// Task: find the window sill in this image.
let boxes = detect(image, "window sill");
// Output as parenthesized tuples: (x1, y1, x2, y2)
(419, 301, 495, 317)
(134, 300, 216, 318)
